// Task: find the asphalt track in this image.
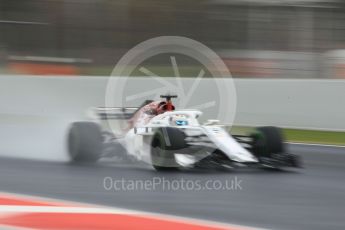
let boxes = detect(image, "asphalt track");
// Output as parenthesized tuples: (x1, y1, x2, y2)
(0, 144, 344, 230)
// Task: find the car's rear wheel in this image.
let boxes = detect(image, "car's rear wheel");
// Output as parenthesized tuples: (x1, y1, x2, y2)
(68, 122, 103, 163)
(150, 127, 186, 171)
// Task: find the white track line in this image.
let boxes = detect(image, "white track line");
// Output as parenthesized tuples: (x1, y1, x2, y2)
(0, 191, 267, 230)
(0, 225, 35, 230)
(0, 205, 140, 214)
(288, 142, 345, 148)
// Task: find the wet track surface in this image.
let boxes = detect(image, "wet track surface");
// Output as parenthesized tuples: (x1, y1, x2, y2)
(0, 144, 345, 230)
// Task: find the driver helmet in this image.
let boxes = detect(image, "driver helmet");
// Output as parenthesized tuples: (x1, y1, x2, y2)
(157, 101, 175, 114)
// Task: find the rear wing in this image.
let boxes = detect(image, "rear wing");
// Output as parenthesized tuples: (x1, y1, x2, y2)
(92, 107, 138, 120)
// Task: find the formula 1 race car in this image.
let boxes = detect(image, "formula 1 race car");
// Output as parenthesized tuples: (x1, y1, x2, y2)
(67, 95, 301, 170)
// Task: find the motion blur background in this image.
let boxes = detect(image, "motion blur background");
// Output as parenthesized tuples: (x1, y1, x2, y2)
(1, 0, 345, 78)
(1, 2, 345, 230)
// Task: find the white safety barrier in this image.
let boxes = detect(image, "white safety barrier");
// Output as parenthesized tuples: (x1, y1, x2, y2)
(0, 75, 344, 161)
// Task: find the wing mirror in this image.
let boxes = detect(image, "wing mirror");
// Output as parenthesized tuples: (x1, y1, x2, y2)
(204, 119, 220, 126)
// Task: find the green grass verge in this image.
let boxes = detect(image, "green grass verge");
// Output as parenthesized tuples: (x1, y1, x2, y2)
(230, 126, 345, 146)
(81, 65, 213, 77)
(283, 129, 345, 146)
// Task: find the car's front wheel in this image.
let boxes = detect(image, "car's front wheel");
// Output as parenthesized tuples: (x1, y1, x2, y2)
(251, 126, 284, 158)
(150, 127, 186, 171)
(250, 126, 301, 168)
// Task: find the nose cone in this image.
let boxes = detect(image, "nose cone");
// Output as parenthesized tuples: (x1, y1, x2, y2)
(204, 126, 258, 163)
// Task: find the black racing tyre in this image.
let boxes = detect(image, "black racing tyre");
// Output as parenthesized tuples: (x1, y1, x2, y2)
(68, 122, 103, 163)
(251, 126, 285, 157)
(150, 127, 186, 171)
